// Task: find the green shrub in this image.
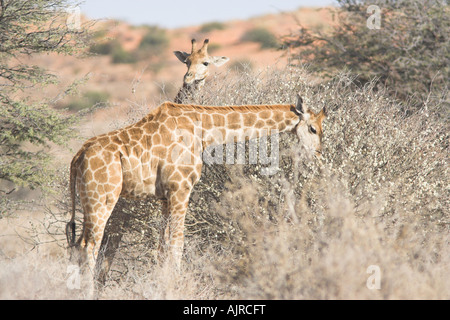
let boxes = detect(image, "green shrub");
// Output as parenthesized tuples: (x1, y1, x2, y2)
(89, 39, 121, 55)
(111, 46, 138, 64)
(241, 27, 280, 49)
(89, 38, 137, 64)
(283, 0, 450, 111)
(199, 21, 226, 33)
(89, 26, 169, 63)
(66, 90, 110, 111)
(206, 43, 221, 53)
(138, 26, 169, 54)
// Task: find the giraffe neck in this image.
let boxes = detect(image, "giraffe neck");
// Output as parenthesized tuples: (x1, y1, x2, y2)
(174, 81, 204, 104)
(204, 104, 299, 148)
(165, 102, 300, 148)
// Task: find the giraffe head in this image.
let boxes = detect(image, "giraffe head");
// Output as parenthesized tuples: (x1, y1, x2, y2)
(174, 39, 229, 88)
(293, 94, 327, 156)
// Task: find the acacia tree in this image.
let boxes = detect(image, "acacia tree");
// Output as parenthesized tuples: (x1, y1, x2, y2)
(283, 0, 449, 110)
(0, 0, 91, 210)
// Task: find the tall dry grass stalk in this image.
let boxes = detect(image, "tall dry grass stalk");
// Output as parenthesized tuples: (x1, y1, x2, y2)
(1, 66, 448, 299)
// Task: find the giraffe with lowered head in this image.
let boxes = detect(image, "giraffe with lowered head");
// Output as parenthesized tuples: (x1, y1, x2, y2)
(66, 94, 326, 291)
(174, 38, 229, 103)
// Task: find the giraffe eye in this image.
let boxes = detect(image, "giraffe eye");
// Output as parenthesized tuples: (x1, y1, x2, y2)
(309, 126, 317, 134)
(203, 62, 209, 66)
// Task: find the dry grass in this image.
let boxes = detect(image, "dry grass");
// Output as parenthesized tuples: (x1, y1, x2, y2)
(0, 66, 448, 300)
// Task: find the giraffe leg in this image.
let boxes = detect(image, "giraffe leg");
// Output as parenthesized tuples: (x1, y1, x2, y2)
(78, 189, 120, 296)
(158, 185, 192, 267)
(157, 198, 170, 260)
(97, 198, 130, 285)
(167, 205, 188, 267)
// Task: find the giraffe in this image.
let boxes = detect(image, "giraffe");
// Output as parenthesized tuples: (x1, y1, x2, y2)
(66, 94, 326, 290)
(173, 38, 229, 103)
(91, 38, 230, 285)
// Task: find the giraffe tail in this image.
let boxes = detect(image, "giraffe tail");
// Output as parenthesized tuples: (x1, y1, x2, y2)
(66, 154, 79, 247)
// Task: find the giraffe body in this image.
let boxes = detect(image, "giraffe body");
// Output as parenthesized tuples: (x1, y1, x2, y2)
(67, 97, 326, 287)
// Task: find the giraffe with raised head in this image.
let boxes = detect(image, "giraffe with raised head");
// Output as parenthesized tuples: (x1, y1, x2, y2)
(173, 38, 229, 103)
(66, 94, 326, 291)
(93, 38, 229, 285)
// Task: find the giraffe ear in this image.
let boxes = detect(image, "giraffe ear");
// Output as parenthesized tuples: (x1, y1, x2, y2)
(294, 94, 311, 120)
(209, 56, 229, 67)
(295, 94, 306, 114)
(318, 107, 327, 120)
(174, 51, 190, 64)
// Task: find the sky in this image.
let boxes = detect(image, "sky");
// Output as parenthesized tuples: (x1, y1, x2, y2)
(79, 0, 336, 29)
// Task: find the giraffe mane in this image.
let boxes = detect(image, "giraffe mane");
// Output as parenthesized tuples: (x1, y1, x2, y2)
(167, 102, 295, 113)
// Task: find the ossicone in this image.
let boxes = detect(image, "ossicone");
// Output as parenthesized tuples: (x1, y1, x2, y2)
(294, 93, 307, 116)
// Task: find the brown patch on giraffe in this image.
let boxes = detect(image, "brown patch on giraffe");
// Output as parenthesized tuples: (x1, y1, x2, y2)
(157, 112, 169, 124)
(255, 120, 266, 129)
(89, 156, 105, 171)
(227, 112, 241, 125)
(159, 124, 171, 140)
(176, 116, 194, 132)
(94, 169, 108, 183)
(243, 113, 257, 127)
(228, 123, 240, 130)
(167, 107, 183, 117)
(97, 184, 105, 194)
(278, 123, 287, 131)
(173, 203, 184, 211)
(87, 181, 98, 191)
(153, 146, 167, 158)
(105, 143, 118, 153)
(178, 165, 194, 179)
(201, 114, 213, 129)
(165, 118, 177, 131)
(140, 150, 151, 163)
(226, 112, 241, 131)
(118, 131, 131, 144)
(273, 112, 284, 123)
(109, 134, 122, 146)
(212, 114, 225, 127)
(259, 110, 271, 119)
(105, 182, 118, 193)
(133, 145, 144, 158)
(168, 180, 180, 193)
(170, 171, 183, 183)
(152, 133, 162, 145)
(183, 111, 198, 119)
(93, 203, 102, 212)
(98, 136, 111, 147)
(144, 122, 159, 133)
(129, 127, 143, 140)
